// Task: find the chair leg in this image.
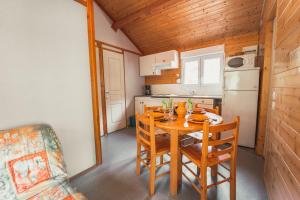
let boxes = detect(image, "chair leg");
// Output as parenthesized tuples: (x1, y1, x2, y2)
(211, 165, 218, 177)
(197, 167, 200, 176)
(210, 135, 219, 177)
(160, 155, 163, 165)
(146, 151, 151, 164)
(136, 143, 141, 176)
(149, 155, 156, 196)
(230, 161, 236, 200)
(200, 166, 208, 200)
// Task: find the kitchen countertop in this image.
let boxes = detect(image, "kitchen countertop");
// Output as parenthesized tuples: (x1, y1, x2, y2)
(135, 94, 222, 99)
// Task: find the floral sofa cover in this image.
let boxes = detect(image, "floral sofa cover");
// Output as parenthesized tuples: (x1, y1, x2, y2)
(0, 124, 86, 200)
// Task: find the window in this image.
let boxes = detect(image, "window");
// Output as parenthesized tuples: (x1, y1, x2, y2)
(201, 56, 221, 85)
(182, 60, 199, 84)
(182, 53, 223, 86)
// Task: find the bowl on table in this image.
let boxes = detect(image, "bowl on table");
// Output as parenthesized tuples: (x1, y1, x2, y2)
(193, 108, 207, 114)
(188, 114, 208, 124)
(146, 111, 165, 120)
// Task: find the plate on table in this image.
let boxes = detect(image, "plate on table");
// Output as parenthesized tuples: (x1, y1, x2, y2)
(188, 114, 208, 124)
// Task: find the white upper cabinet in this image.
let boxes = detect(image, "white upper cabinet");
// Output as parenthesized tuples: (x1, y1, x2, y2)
(155, 50, 178, 66)
(139, 50, 179, 76)
(140, 55, 155, 76)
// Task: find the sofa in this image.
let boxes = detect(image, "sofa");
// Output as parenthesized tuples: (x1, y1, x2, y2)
(0, 124, 86, 200)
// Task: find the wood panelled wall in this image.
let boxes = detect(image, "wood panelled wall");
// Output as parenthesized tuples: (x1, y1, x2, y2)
(255, 0, 276, 156)
(145, 32, 259, 85)
(145, 68, 181, 84)
(263, 0, 300, 199)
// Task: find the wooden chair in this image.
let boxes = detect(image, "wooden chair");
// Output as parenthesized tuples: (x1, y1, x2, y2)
(194, 105, 220, 115)
(144, 105, 167, 136)
(144, 105, 162, 112)
(135, 112, 170, 196)
(180, 116, 240, 200)
(188, 105, 221, 142)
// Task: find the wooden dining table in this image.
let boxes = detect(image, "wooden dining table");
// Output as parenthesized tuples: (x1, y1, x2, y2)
(154, 112, 223, 196)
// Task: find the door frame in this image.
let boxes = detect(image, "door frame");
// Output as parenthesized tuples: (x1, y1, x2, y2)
(82, 0, 142, 166)
(86, 0, 102, 165)
(97, 41, 127, 135)
(98, 44, 108, 136)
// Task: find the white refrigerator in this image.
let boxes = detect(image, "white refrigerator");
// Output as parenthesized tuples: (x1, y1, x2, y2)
(222, 68, 260, 148)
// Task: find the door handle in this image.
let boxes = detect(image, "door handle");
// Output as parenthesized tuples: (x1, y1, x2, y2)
(105, 91, 109, 100)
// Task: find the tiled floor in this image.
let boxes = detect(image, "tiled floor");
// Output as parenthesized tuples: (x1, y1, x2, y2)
(71, 128, 268, 200)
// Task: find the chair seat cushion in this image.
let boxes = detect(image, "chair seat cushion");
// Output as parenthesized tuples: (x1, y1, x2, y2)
(181, 143, 231, 167)
(143, 134, 170, 155)
(155, 134, 170, 154)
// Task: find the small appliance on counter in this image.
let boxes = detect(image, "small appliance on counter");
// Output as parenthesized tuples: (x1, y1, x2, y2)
(145, 85, 151, 95)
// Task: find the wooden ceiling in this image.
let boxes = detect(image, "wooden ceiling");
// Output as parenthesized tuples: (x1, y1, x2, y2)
(95, 0, 263, 55)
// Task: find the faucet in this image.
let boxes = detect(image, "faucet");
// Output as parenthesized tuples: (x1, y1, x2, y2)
(190, 90, 196, 96)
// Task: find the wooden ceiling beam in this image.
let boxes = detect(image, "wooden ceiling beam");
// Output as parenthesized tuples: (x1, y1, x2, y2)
(111, 0, 184, 30)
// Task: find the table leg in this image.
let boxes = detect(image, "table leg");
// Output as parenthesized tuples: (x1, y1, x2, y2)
(177, 135, 182, 186)
(170, 129, 180, 196)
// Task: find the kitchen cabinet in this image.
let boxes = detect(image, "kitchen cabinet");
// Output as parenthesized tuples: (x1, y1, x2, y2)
(139, 50, 179, 76)
(135, 98, 144, 115)
(135, 97, 164, 114)
(155, 50, 178, 66)
(171, 98, 213, 109)
(135, 96, 215, 114)
(140, 55, 155, 76)
(135, 97, 146, 114)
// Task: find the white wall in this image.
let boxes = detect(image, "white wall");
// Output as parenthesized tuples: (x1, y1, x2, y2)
(94, 3, 140, 53)
(124, 52, 144, 124)
(151, 84, 223, 96)
(0, 0, 95, 176)
(93, 3, 144, 127)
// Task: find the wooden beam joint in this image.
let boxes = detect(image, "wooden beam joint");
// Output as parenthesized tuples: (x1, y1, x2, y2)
(74, 0, 87, 7)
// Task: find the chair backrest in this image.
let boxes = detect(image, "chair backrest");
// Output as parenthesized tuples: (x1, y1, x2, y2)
(201, 116, 240, 165)
(135, 112, 156, 155)
(144, 105, 162, 113)
(195, 104, 220, 115)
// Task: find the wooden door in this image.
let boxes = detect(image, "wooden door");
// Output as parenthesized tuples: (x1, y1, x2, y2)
(103, 50, 126, 133)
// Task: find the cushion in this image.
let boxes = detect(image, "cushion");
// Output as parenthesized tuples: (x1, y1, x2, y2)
(0, 124, 84, 200)
(27, 181, 87, 200)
